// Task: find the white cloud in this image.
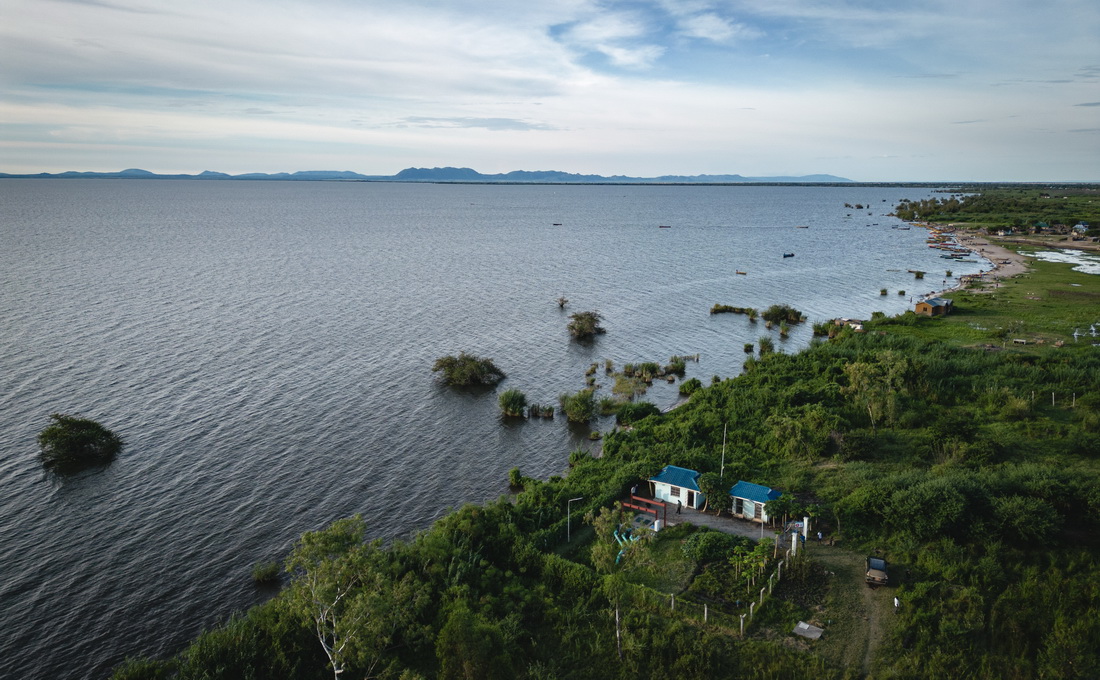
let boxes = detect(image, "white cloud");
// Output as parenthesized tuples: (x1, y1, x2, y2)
(0, 0, 1097, 179)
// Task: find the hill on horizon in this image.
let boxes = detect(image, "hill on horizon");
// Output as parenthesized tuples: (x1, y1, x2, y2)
(0, 166, 854, 184)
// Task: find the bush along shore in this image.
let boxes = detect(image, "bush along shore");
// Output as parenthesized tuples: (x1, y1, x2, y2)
(114, 248, 1100, 680)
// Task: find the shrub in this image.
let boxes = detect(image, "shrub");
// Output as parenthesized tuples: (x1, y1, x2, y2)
(37, 413, 123, 474)
(679, 377, 703, 396)
(508, 467, 524, 489)
(761, 304, 805, 324)
(559, 389, 597, 423)
(432, 352, 506, 386)
(250, 561, 280, 584)
(744, 342, 755, 352)
(682, 530, 749, 563)
(758, 336, 775, 356)
(616, 401, 661, 424)
(498, 389, 528, 417)
(567, 311, 605, 339)
(599, 397, 620, 416)
(881, 288, 888, 295)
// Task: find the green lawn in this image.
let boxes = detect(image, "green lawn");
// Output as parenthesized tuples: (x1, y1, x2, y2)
(868, 256, 1100, 349)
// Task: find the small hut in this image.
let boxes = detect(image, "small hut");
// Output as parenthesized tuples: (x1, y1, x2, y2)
(915, 297, 953, 317)
(648, 465, 704, 510)
(728, 480, 782, 523)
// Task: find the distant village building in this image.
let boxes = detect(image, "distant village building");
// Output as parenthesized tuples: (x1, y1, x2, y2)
(728, 480, 782, 524)
(648, 465, 704, 510)
(915, 297, 953, 317)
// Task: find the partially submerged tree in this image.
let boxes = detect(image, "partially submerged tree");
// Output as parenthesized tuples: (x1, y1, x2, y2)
(37, 413, 123, 474)
(432, 353, 506, 386)
(567, 311, 606, 340)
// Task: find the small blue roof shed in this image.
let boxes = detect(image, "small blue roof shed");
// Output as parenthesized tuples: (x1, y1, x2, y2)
(728, 481, 782, 523)
(649, 465, 704, 510)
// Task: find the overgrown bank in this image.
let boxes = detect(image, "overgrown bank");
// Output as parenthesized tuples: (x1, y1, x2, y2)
(113, 260, 1100, 680)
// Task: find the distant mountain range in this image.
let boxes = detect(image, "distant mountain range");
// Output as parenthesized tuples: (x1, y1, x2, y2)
(0, 166, 853, 184)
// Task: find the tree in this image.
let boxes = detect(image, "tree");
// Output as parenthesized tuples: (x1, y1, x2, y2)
(37, 413, 123, 474)
(285, 516, 425, 680)
(567, 311, 606, 339)
(615, 401, 660, 425)
(497, 389, 527, 417)
(697, 472, 728, 515)
(432, 353, 506, 386)
(436, 605, 515, 680)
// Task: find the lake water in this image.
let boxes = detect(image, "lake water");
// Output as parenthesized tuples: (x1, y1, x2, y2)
(0, 180, 980, 678)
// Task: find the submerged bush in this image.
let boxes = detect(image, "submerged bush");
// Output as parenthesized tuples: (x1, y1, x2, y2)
(567, 311, 605, 339)
(251, 561, 280, 584)
(498, 389, 528, 417)
(37, 413, 123, 474)
(559, 389, 597, 423)
(432, 352, 506, 386)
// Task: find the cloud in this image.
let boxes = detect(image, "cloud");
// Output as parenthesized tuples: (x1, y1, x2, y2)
(399, 117, 557, 131)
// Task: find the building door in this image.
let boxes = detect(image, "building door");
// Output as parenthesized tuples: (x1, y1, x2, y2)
(735, 498, 743, 515)
(687, 491, 695, 508)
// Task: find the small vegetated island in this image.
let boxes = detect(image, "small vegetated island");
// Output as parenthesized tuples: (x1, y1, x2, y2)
(114, 187, 1100, 680)
(37, 413, 123, 474)
(431, 352, 506, 386)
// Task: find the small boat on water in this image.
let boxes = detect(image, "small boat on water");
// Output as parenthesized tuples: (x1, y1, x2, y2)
(796, 225, 809, 229)
(552, 223, 562, 226)
(659, 225, 672, 228)
(782, 252, 795, 258)
(736, 270, 747, 275)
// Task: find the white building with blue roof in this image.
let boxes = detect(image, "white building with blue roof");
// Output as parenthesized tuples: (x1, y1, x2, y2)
(648, 465, 704, 510)
(728, 480, 782, 524)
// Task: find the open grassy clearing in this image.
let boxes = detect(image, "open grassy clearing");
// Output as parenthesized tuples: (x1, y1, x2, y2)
(867, 256, 1100, 348)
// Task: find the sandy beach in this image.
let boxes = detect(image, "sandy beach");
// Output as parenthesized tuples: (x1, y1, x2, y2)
(914, 225, 1032, 298)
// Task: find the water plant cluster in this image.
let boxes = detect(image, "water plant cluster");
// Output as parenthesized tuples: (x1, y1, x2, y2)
(37, 413, 123, 474)
(431, 352, 506, 386)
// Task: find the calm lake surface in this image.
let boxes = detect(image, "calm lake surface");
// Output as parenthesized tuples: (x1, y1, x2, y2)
(0, 180, 981, 678)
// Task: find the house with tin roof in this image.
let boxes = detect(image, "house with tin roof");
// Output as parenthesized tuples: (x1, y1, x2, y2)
(649, 465, 704, 510)
(728, 480, 782, 524)
(915, 296, 953, 317)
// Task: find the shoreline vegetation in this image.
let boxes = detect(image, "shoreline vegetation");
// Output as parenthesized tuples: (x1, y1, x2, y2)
(112, 188, 1100, 680)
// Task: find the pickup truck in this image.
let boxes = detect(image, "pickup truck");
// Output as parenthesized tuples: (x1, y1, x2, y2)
(866, 556, 888, 586)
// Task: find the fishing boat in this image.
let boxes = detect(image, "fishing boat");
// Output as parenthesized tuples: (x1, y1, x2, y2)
(782, 252, 795, 258)
(659, 225, 671, 228)
(796, 225, 809, 229)
(736, 270, 747, 275)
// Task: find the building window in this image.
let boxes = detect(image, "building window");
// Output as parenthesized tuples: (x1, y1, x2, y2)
(670, 486, 681, 497)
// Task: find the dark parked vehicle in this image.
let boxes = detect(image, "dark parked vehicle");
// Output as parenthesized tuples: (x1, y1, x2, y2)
(866, 556, 888, 586)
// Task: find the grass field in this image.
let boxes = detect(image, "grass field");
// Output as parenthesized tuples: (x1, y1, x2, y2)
(867, 254, 1100, 349)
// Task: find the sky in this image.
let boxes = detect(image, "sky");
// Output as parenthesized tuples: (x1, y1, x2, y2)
(1, 0, 1098, 181)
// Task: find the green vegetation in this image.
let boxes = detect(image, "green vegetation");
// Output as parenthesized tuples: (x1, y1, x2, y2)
(615, 401, 661, 425)
(895, 186, 1100, 231)
(678, 377, 703, 396)
(114, 229, 1100, 680)
(37, 413, 123, 474)
(761, 304, 805, 324)
(559, 388, 597, 423)
(567, 310, 605, 339)
(251, 561, 280, 584)
(498, 389, 528, 417)
(710, 304, 756, 315)
(432, 352, 506, 386)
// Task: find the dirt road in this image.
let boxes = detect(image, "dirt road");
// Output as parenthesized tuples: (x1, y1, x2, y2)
(805, 541, 896, 677)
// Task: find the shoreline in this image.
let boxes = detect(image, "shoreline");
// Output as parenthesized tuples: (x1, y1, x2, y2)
(912, 223, 1033, 299)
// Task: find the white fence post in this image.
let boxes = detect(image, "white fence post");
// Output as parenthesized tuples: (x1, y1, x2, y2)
(760, 587, 766, 605)
(749, 601, 755, 619)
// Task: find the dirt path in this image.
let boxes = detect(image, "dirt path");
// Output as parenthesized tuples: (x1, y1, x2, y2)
(804, 542, 895, 677)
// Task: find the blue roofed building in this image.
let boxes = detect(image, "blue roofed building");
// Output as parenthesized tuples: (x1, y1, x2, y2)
(728, 480, 782, 524)
(649, 465, 704, 510)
